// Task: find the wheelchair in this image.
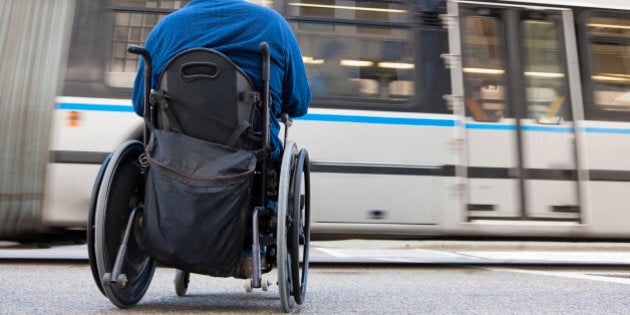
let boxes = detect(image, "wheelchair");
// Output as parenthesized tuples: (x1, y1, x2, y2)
(87, 43, 311, 313)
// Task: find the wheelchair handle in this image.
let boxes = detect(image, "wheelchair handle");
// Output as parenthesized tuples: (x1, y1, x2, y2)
(127, 45, 149, 58)
(127, 45, 152, 86)
(260, 42, 270, 82)
(127, 45, 154, 145)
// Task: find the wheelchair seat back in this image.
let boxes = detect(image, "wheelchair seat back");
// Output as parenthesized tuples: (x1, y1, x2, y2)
(139, 48, 262, 277)
(150, 48, 260, 148)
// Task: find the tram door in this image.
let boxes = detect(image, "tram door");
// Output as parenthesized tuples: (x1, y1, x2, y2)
(446, 1, 583, 222)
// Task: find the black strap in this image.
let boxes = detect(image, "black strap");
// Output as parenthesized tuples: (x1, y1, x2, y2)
(150, 89, 259, 148)
(150, 90, 183, 133)
(152, 90, 234, 130)
(227, 121, 251, 147)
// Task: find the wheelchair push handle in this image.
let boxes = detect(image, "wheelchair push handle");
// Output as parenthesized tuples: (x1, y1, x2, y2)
(127, 45, 150, 59)
(126, 44, 154, 145)
(259, 42, 270, 82)
(126, 45, 152, 83)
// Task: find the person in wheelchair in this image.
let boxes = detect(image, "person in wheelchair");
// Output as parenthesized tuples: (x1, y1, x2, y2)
(89, 1, 312, 311)
(132, 0, 311, 160)
(130, 0, 311, 279)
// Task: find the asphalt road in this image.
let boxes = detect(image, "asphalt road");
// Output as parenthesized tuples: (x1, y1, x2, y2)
(1, 240, 630, 313)
(2, 262, 630, 313)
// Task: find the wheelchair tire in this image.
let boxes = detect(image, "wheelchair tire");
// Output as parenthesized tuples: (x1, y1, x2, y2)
(87, 153, 112, 297)
(174, 270, 190, 297)
(289, 149, 310, 305)
(94, 141, 156, 308)
(277, 141, 311, 312)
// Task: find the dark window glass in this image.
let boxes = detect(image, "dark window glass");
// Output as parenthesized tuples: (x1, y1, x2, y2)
(287, 0, 414, 105)
(522, 14, 571, 123)
(586, 16, 630, 114)
(461, 14, 507, 121)
(106, 1, 190, 88)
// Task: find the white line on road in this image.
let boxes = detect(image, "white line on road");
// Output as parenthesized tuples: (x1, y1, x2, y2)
(487, 267, 630, 285)
(314, 247, 351, 258)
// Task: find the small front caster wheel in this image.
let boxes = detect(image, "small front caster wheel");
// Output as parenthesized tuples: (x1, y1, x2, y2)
(174, 270, 190, 297)
(261, 277, 270, 291)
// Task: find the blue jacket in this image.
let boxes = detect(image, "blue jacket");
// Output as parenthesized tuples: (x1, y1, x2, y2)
(132, 0, 311, 158)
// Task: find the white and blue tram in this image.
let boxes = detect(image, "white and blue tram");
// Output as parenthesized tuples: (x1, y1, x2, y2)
(1, 0, 629, 239)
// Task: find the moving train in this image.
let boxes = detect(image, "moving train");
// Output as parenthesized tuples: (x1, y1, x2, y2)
(1, 0, 629, 239)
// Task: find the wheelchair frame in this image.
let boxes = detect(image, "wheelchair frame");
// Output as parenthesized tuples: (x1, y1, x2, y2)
(87, 43, 311, 313)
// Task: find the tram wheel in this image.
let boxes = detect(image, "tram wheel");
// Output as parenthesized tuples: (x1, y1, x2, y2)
(174, 270, 190, 297)
(289, 149, 310, 305)
(94, 141, 156, 308)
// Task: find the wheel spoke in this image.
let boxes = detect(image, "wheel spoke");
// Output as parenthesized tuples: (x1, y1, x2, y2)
(94, 141, 156, 308)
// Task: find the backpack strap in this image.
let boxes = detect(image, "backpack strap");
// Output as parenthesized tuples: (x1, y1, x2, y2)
(150, 90, 183, 133)
(227, 121, 252, 147)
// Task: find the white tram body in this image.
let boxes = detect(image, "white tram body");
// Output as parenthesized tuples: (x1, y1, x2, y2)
(1, 0, 629, 239)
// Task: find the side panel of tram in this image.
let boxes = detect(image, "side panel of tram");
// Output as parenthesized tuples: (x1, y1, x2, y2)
(44, 1, 146, 228)
(40, 0, 448, 234)
(37, 0, 630, 237)
(276, 0, 456, 235)
(22, 0, 630, 239)
(278, 0, 630, 238)
(0, 0, 76, 237)
(441, 0, 630, 237)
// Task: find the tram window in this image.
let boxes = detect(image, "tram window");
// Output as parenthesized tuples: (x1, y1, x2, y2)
(522, 15, 570, 123)
(461, 14, 507, 121)
(297, 25, 413, 100)
(112, 1, 187, 8)
(586, 16, 630, 114)
(287, 0, 408, 23)
(287, 0, 413, 104)
(106, 1, 190, 88)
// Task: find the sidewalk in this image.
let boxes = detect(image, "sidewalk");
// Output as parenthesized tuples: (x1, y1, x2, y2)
(309, 239, 630, 265)
(1, 239, 630, 265)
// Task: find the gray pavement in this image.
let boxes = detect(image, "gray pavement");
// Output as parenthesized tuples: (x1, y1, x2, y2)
(3, 239, 630, 313)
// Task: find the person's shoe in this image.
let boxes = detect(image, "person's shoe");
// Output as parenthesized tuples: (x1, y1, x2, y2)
(235, 256, 253, 279)
(234, 256, 268, 279)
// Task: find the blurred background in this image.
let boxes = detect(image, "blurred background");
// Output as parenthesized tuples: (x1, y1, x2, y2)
(1, 0, 629, 244)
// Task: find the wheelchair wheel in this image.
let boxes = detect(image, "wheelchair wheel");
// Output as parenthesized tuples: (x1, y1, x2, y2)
(94, 141, 156, 308)
(174, 270, 190, 297)
(277, 141, 311, 312)
(290, 148, 310, 305)
(88, 153, 112, 296)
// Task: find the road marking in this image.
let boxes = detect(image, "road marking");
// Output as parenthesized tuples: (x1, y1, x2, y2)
(314, 247, 351, 258)
(487, 267, 630, 285)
